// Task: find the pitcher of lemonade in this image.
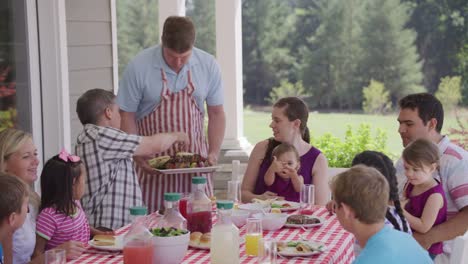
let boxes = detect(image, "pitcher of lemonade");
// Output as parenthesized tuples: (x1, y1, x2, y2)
(187, 177, 212, 233)
(210, 200, 240, 264)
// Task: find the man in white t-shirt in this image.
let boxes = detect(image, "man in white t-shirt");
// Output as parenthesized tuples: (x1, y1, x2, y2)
(395, 93, 468, 263)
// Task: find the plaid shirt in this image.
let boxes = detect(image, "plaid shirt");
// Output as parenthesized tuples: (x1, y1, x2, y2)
(75, 124, 143, 229)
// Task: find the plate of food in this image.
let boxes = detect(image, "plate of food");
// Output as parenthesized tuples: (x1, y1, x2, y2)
(277, 240, 326, 257)
(148, 152, 219, 175)
(88, 235, 124, 251)
(285, 215, 324, 228)
(271, 201, 300, 212)
(189, 232, 211, 250)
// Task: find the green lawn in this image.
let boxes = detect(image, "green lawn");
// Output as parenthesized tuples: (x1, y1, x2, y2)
(243, 109, 461, 157)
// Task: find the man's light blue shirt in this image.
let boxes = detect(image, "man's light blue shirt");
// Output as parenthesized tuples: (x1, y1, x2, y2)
(354, 226, 432, 264)
(117, 45, 224, 120)
(0, 243, 3, 264)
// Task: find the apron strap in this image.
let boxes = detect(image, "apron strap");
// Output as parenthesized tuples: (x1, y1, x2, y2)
(187, 70, 195, 95)
(160, 69, 171, 99)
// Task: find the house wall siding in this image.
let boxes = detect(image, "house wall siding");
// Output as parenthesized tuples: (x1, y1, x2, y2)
(65, 0, 115, 145)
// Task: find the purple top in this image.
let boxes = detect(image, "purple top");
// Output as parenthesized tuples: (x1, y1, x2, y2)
(405, 182, 447, 255)
(254, 145, 321, 202)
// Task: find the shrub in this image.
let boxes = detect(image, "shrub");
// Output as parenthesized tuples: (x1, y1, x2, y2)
(0, 108, 16, 132)
(362, 79, 392, 114)
(312, 123, 391, 168)
(435, 76, 462, 111)
(267, 80, 310, 105)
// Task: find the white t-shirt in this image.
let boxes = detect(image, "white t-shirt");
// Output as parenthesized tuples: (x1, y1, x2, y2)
(12, 204, 37, 264)
(396, 136, 468, 254)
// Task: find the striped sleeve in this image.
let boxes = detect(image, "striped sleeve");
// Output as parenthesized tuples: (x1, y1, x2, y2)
(98, 126, 141, 161)
(447, 160, 468, 210)
(35, 208, 57, 240)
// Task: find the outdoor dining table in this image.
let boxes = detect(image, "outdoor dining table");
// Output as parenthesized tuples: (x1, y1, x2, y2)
(70, 206, 355, 264)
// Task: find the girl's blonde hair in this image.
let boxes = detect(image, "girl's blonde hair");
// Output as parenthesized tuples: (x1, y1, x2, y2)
(0, 128, 33, 172)
(402, 138, 439, 169)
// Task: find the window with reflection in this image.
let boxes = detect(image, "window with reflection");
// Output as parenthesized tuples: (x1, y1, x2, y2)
(0, 0, 33, 132)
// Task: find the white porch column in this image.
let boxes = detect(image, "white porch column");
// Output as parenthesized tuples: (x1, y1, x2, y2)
(37, 0, 71, 160)
(158, 0, 186, 39)
(216, 0, 251, 154)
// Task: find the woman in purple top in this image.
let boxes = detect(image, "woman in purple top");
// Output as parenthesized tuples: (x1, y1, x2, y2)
(401, 139, 447, 259)
(241, 97, 329, 204)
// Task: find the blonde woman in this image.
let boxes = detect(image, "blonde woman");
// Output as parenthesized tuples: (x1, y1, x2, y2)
(0, 129, 84, 264)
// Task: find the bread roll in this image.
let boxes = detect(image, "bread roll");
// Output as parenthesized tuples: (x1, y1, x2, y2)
(199, 233, 211, 247)
(189, 231, 203, 245)
(93, 235, 115, 246)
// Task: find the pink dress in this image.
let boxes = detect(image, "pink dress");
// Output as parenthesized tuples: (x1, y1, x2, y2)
(405, 182, 447, 255)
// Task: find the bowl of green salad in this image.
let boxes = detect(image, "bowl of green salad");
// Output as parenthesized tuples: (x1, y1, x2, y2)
(151, 227, 190, 264)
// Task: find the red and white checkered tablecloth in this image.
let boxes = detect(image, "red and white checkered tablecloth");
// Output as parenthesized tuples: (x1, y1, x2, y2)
(70, 207, 354, 264)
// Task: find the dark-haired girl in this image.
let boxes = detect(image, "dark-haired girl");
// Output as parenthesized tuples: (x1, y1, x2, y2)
(340, 151, 412, 256)
(32, 150, 110, 256)
(352, 151, 411, 234)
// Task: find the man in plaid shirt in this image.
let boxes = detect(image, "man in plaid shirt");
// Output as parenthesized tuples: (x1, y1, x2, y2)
(75, 89, 188, 229)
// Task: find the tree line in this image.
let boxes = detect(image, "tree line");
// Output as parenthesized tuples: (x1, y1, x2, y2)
(117, 0, 468, 109)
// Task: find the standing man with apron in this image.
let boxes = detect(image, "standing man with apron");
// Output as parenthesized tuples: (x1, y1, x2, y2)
(117, 16, 226, 213)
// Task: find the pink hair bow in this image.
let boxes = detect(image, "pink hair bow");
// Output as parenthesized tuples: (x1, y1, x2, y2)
(58, 148, 80, 163)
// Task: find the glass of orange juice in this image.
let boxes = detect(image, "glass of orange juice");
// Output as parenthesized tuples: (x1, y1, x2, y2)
(245, 218, 262, 256)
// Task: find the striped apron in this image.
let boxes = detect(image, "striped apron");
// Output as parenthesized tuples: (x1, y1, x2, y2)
(136, 69, 213, 213)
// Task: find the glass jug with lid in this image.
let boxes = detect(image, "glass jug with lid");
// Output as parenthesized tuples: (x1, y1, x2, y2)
(210, 200, 240, 264)
(157, 192, 187, 230)
(187, 176, 212, 233)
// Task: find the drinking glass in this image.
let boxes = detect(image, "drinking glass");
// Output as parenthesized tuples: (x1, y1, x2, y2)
(245, 218, 263, 256)
(227, 180, 241, 205)
(257, 238, 277, 264)
(300, 184, 315, 210)
(231, 160, 241, 181)
(45, 249, 66, 264)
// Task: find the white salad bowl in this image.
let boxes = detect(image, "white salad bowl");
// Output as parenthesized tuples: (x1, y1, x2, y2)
(231, 209, 250, 227)
(252, 213, 288, 231)
(152, 231, 190, 264)
(238, 203, 271, 216)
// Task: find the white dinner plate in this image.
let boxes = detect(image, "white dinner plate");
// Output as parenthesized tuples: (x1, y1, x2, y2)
(189, 242, 210, 250)
(277, 240, 327, 257)
(88, 235, 124, 251)
(153, 166, 219, 175)
(271, 201, 300, 212)
(189, 237, 244, 251)
(285, 216, 324, 228)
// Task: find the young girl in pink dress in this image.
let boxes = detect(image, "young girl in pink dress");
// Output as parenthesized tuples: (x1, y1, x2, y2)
(402, 139, 447, 259)
(33, 149, 111, 256)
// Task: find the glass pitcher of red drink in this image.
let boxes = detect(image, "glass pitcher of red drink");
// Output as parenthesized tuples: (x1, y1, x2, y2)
(179, 192, 190, 219)
(187, 177, 212, 233)
(123, 210, 154, 264)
